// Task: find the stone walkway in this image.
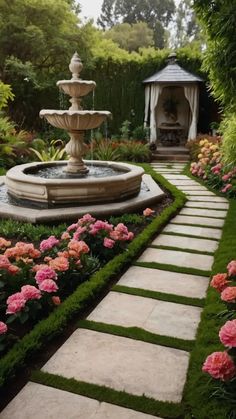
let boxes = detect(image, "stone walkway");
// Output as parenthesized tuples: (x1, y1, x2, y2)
(1, 162, 229, 419)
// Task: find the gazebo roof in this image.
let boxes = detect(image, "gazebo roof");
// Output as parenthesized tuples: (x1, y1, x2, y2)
(143, 53, 203, 84)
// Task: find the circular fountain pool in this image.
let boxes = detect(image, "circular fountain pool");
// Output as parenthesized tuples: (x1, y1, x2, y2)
(5, 161, 144, 207)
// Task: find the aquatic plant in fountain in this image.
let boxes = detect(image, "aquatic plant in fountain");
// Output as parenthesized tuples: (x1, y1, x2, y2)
(40, 52, 111, 174)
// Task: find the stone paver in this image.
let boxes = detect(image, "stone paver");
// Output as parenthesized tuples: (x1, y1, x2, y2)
(168, 180, 201, 186)
(42, 329, 189, 403)
(185, 201, 229, 210)
(180, 207, 227, 218)
(171, 215, 224, 228)
(1, 382, 160, 419)
(152, 233, 218, 253)
(187, 195, 228, 202)
(138, 248, 213, 271)
(88, 291, 202, 340)
(178, 186, 208, 191)
(118, 266, 209, 299)
(164, 224, 222, 240)
(164, 175, 190, 180)
(186, 191, 216, 196)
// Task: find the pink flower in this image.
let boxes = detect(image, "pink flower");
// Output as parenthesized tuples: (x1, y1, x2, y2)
(68, 240, 90, 258)
(202, 351, 236, 381)
(39, 279, 58, 293)
(67, 223, 78, 232)
(0, 255, 11, 270)
(7, 264, 20, 275)
(52, 296, 61, 306)
(0, 321, 7, 334)
(143, 208, 155, 217)
(89, 220, 113, 235)
(49, 257, 69, 272)
(127, 232, 134, 241)
(73, 226, 86, 241)
(78, 214, 95, 225)
(222, 173, 232, 182)
(21, 285, 41, 301)
(103, 238, 115, 248)
(61, 232, 71, 240)
(227, 260, 236, 277)
(35, 267, 58, 284)
(219, 320, 236, 348)
(210, 273, 230, 292)
(0, 238, 11, 249)
(221, 287, 236, 303)
(32, 264, 49, 272)
(221, 184, 232, 193)
(6, 292, 26, 314)
(40, 236, 60, 252)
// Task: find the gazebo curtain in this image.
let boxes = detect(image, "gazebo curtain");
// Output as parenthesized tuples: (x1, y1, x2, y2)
(149, 84, 162, 143)
(184, 85, 199, 140)
(144, 85, 150, 128)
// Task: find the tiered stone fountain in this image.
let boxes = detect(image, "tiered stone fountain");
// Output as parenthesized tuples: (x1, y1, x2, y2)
(1, 53, 164, 222)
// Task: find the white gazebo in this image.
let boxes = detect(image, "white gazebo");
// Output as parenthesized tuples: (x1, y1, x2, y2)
(143, 53, 203, 147)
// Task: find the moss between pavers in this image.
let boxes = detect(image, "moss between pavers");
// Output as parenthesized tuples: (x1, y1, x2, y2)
(77, 319, 195, 352)
(0, 165, 186, 389)
(113, 284, 205, 308)
(150, 244, 214, 256)
(135, 261, 210, 278)
(31, 370, 184, 419)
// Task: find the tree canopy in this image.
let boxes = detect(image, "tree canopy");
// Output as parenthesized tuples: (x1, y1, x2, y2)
(98, 0, 175, 48)
(104, 22, 154, 52)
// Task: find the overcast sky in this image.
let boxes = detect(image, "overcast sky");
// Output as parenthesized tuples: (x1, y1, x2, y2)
(78, 0, 103, 22)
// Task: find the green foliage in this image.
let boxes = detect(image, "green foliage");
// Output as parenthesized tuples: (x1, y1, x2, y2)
(29, 139, 67, 162)
(0, 116, 28, 168)
(88, 139, 121, 161)
(104, 22, 154, 52)
(118, 141, 151, 162)
(0, 82, 14, 111)
(194, 0, 236, 112)
(120, 120, 131, 138)
(221, 114, 236, 166)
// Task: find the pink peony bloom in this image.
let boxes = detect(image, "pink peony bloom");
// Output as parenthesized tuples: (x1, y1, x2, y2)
(6, 292, 26, 314)
(21, 285, 41, 301)
(227, 260, 236, 277)
(0, 255, 11, 270)
(39, 279, 58, 293)
(202, 351, 236, 381)
(40, 236, 60, 252)
(5, 242, 41, 260)
(0, 238, 11, 249)
(127, 232, 134, 241)
(219, 320, 236, 348)
(68, 240, 90, 258)
(221, 184, 232, 193)
(103, 238, 115, 248)
(221, 287, 236, 303)
(61, 232, 71, 240)
(222, 173, 232, 182)
(67, 223, 78, 232)
(89, 220, 113, 235)
(7, 264, 20, 275)
(35, 267, 58, 284)
(0, 321, 8, 334)
(210, 273, 230, 292)
(49, 256, 69, 272)
(78, 213, 95, 225)
(73, 226, 87, 241)
(143, 208, 155, 217)
(52, 296, 61, 306)
(32, 264, 49, 272)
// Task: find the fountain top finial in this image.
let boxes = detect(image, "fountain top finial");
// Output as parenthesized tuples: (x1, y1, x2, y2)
(69, 52, 83, 80)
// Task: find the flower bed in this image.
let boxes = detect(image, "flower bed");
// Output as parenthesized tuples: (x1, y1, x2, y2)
(189, 137, 236, 196)
(0, 214, 134, 354)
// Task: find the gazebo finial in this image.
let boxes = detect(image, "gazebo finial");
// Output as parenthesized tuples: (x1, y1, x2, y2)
(167, 52, 177, 65)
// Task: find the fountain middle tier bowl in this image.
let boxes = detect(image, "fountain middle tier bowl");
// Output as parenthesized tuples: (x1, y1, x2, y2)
(57, 80, 96, 97)
(5, 161, 144, 206)
(39, 110, 111, 131)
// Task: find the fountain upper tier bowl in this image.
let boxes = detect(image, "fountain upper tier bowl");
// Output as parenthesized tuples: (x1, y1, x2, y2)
(5, 161, 144, 207)
(39, 110, 111, 131)
(57, 79, 96, 98)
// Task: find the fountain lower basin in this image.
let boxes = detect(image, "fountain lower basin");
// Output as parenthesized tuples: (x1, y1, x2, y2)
(5, 161, 144, 207)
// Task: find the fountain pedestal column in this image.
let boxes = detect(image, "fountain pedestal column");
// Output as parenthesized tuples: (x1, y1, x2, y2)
(64, 130, 88, 174)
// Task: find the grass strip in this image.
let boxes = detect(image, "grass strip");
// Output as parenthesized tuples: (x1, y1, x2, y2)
(150, 244, 214, 256)
(182, 192, 236, 419)
(0, 165, 186, 388)
(113, 284, 205, 308)
(77, 319, 194, 352)
(171, 221, 223, 230)
(31, 370, 183, 418)
(134, 261, 210, 278)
